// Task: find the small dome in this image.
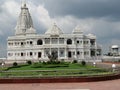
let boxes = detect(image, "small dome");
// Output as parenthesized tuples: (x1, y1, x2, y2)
(87, 33, 96, 39)
(72, 26, 83, 34)
(112, 45, 119, 49)
(87, 33, 94, 36)
(45, 23, 63, 35)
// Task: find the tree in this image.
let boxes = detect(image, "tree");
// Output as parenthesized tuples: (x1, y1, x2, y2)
(47, 51, 58, 61)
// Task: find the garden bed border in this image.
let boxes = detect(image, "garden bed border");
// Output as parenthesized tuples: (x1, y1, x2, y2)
(0, 73, 120, 83)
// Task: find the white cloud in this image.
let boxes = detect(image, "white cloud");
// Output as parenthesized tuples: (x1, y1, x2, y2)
(1, 0, 19, 18)
(28, 3, 92, 33)
(0, 0, 20, 36)
(36, 5, 53, 28)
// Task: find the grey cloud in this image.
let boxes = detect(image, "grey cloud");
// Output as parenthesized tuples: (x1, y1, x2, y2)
(32, 0, 120, 21)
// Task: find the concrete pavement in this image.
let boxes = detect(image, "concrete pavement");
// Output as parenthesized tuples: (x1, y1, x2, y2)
(0, 79, 120, 90)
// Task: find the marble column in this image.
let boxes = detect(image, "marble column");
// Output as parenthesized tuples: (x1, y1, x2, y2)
(65, 48, 67, 59)
(58, 48, 60, 60)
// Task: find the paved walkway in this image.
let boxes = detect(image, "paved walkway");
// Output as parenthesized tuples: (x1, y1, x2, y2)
(0, 62, 120, 90)
(96, 62, 120, 71)
(0, 79, 120, 90)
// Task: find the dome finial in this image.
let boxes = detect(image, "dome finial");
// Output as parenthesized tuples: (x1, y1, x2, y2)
(53, 22, 56, 26)
(21, 0, 27, 8)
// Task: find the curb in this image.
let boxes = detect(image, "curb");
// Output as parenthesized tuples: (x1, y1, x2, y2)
(0, 74, 120, 83)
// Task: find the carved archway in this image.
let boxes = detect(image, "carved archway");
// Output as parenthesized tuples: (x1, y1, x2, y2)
(67, 39, 72, 45)
(37, 39, 43, 45)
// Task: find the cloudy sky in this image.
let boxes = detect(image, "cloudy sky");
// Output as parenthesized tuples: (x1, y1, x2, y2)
(0, 0, 120, 57)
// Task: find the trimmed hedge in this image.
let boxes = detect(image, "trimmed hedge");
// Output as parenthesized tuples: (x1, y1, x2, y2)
(13, 62, 18, 67)
(43, 64, 69, 68)
(72, 60, 78, 63)
(31, 63, 69, 68)
(27, 61, 32, 65)
(81, 61, 86, 66)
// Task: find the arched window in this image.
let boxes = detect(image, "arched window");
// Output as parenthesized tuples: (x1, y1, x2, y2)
(30, 52, 33, 56)
(77, 51, 80, 55)
(67, 39, 72, 45)
(37, 39, 43, 45)
(30, 41, 33, 45)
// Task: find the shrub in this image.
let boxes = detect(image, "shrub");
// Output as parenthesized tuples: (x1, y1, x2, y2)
(72, 60, 78, 63)
(47, 61, 51, 64)
(42, 61, 47, 64)
(39, 61, 42, 63)
(56, 61, 61, 64)
(13, 62, 18, 67)
(46, 60, 61, 64)
(27, 60, 32, 65)
(43, 64, 69, 68)
(61, 59, 65, 62)
(52, 61, 57, 64)
(81, 61, 86, 66)
(118, 59, 120, 62)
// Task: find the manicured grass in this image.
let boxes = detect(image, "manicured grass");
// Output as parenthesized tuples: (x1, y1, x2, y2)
(5, 63, 96, 71)
(0, 69, 113, 78)
(0, 62, 113, 78)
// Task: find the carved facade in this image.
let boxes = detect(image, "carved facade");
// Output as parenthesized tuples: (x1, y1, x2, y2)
(7, 2, 102, 62)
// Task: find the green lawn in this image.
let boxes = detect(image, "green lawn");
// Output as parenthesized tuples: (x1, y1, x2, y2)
(0, 62, 113, 78)
(6, 63, 95, 70)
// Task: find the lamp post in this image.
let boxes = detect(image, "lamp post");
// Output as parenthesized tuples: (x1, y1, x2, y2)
(93, 62, 96, 67)
(112, 64, 116, 72)
(0, 61, 5, 73)
(2, 63, 4, 69)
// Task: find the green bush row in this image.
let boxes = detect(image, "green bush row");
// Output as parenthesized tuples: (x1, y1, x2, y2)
(12, 60, 86, 68)
(31, 62, 69, 68)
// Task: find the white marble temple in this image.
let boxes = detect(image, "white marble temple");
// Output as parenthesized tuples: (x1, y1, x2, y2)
(7, 2, 102, 62)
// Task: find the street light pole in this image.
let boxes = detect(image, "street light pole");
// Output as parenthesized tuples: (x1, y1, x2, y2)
(112, 63, 116, 72)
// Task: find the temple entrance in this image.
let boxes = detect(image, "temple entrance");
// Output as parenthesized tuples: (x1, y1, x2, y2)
(68, 51, 72, 58)
(38, 52, 41, 58)
(91, 50, 95, 57)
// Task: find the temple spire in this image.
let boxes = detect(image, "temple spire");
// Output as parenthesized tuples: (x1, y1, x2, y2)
(15, 1, 36, 35)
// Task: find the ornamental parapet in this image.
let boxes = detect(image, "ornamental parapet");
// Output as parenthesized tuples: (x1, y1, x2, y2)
(43, 45, 67, 48)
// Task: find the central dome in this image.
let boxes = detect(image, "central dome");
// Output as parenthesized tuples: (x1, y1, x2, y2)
(45, 23, 63, 35)
(72, 26, 83, 34)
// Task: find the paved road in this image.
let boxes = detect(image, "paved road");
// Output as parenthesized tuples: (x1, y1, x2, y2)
(0, 79, 120, 90)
